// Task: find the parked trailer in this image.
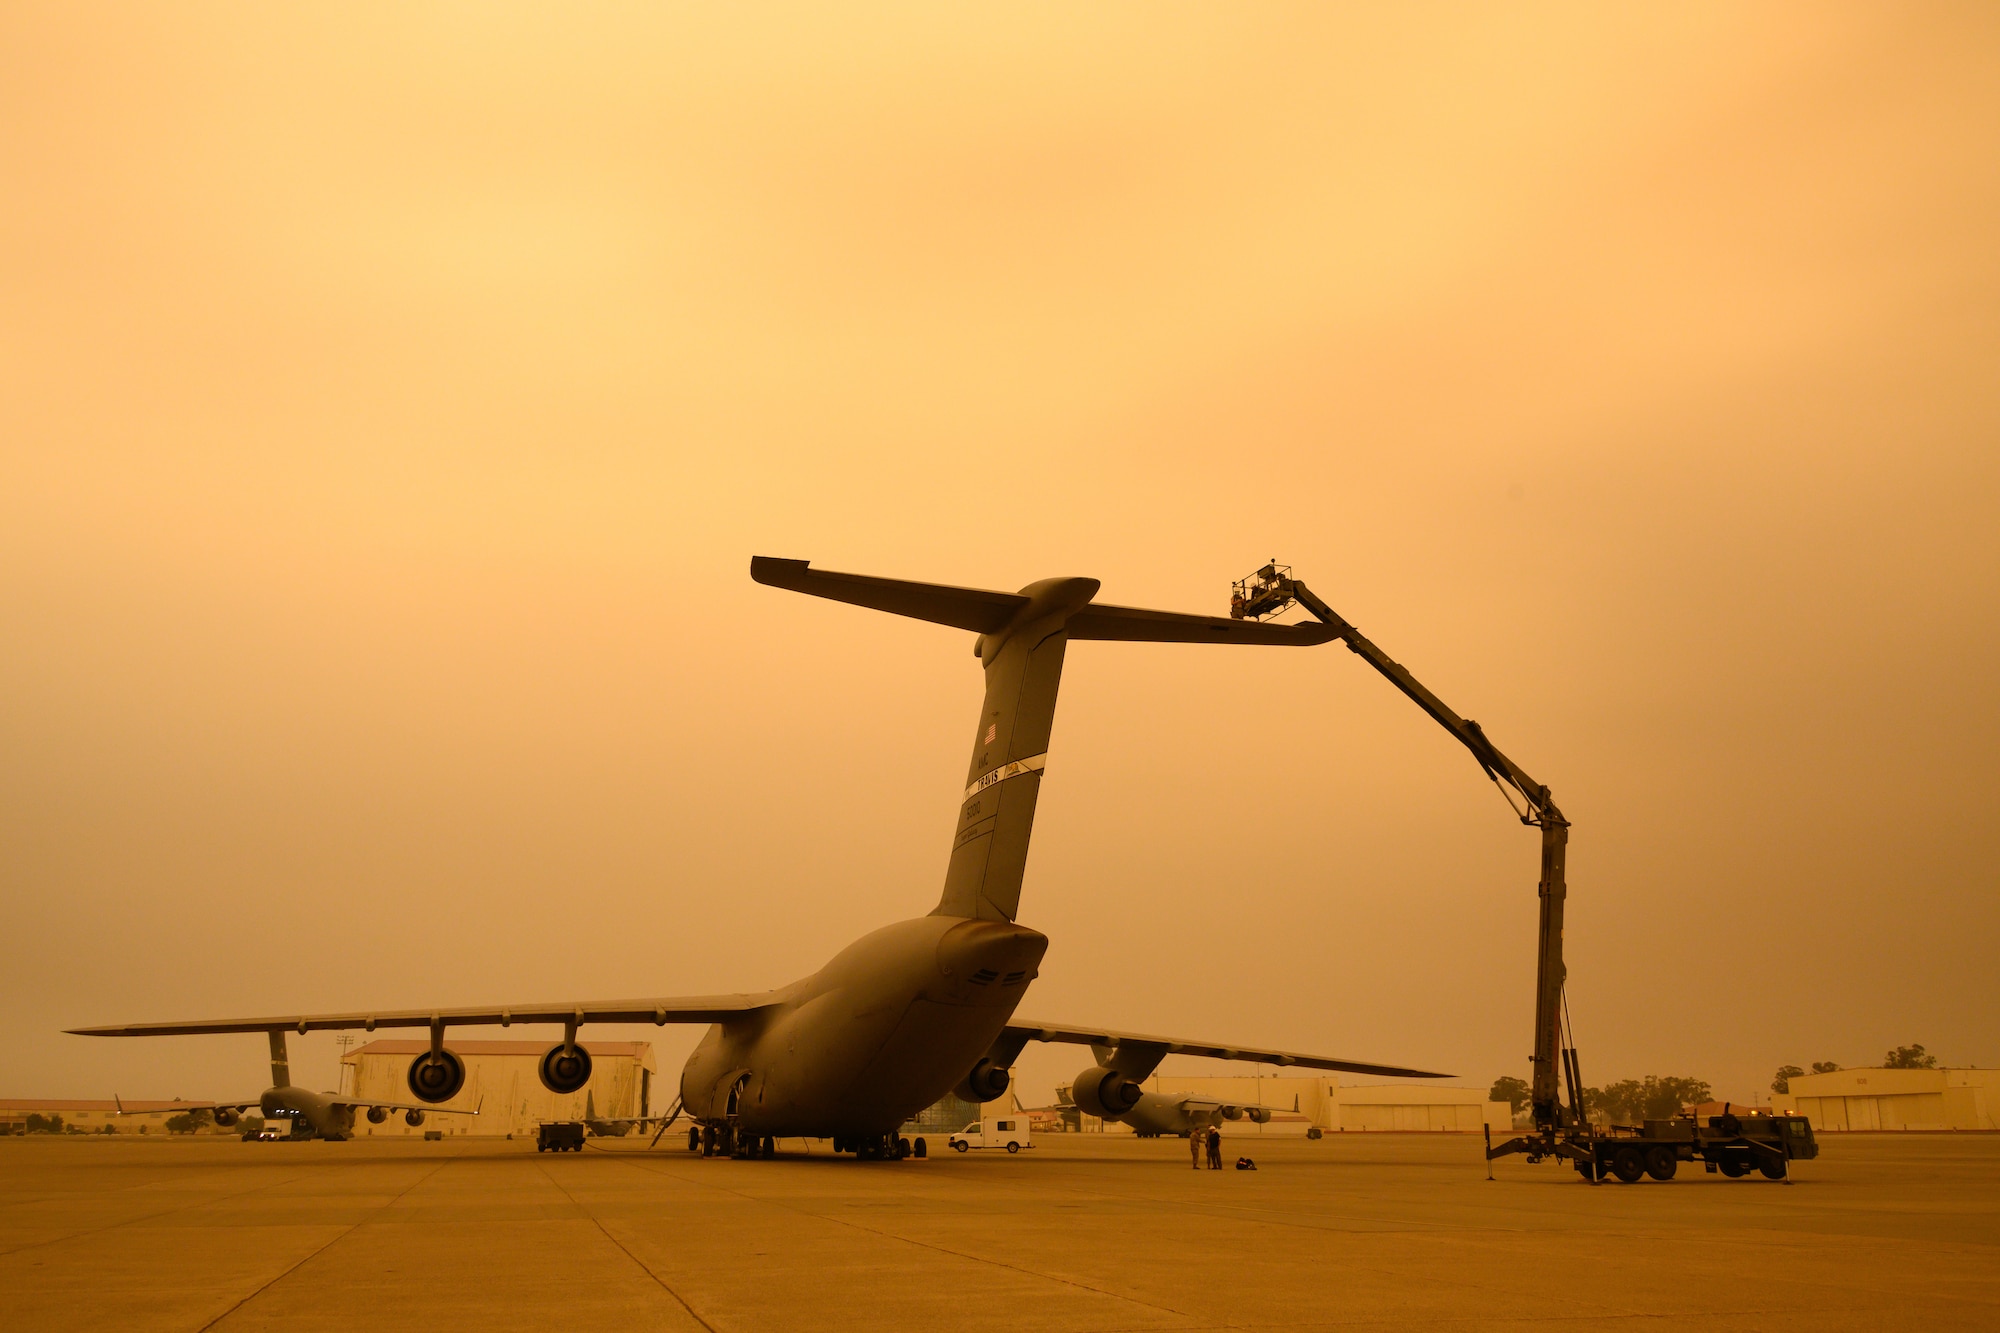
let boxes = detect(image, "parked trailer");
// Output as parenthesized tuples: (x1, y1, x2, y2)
(537, 1122, 585, 1152)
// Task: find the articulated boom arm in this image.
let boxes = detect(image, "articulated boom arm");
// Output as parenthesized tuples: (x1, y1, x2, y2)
(1239, 571, 1577, 1135)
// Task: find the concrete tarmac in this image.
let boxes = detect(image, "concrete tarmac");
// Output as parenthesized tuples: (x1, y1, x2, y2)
(2, 1132, 1996, 1331)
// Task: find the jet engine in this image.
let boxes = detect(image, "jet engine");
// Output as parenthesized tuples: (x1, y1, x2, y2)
(1245, 1106, 1271, 1124)
(539, 1043, 593, 1095)
(1071, 1065, 1143, 1121)
(953, 1058, 1011, 1104)
(404, 1109, 426, 1127)
(212, 1108, 240, 1127)
(406, 1048, 466, 1103)
(366, 1105, 390, 1124)
(1221, 1106, 1243, 1120)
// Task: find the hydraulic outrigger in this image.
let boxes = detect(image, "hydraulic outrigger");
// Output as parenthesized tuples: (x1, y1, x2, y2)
(1233, 563, 1816, 1184)
(1230, 564, 1586, 1163)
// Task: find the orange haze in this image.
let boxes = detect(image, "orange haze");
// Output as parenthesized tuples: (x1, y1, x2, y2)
(3, 4, 1996, 1108)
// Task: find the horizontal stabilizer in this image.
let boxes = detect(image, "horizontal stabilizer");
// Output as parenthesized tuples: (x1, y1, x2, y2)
(1068, 603, 1338, 645)
(1007, 1019, 1450, 1079)
(750, 558, 1027, 633)
(751, 558, 1337, 646)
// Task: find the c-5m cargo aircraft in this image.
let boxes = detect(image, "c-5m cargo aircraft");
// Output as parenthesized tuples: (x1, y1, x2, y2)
(143, 1031, 480, 1140)
(73, 559, 1444, 1159)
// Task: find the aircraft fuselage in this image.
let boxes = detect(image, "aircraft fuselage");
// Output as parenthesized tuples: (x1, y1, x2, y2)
(679, 914, 1046, 1138)
(258, 1086, 355, 1140)
(1121, 1092, 1217, 1138)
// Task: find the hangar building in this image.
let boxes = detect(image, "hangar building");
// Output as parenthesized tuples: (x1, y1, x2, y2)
(903, 1088, 1026, 1137)
(1773, 1067, 1999, 1131)
(341, 1040, 656, 1138)
(1061, 1074, 1507, 1134)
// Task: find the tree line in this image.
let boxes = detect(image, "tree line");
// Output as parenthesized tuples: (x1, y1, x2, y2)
(1486, 1074, 1712, 1124)
(1485, 1041, 1947, 1115)
(1771, 1042, 1940, 1093)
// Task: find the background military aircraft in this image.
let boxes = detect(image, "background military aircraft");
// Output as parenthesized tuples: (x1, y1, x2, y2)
(73, 559, 1444, 1159)
(1130, 1093, 1271, 1139)
(1103, 1086, 1275, 1139)
(575, 1090, 678, 1138)
(139, 1031, 478, 1140)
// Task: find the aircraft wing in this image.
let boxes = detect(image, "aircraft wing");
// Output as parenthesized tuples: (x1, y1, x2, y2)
(116, 1093, 478, 1117)
(1004, 1021, 1450, 1079)
(114, 1095, 259, 1116)
(68, 993, 784, 1038)
(1173, 1095, 1278, 1121)
(326, 1097, 481, 1117)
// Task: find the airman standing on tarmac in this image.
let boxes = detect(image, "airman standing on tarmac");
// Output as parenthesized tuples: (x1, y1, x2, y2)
(1190, 1126, 1203, 1168)
(1206, 1125, 1223, 1170)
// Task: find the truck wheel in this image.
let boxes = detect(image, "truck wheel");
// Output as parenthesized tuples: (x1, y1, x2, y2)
(1758, 1158, 1787, 1180)
(1718, 1157, 1748, 1178)
(1306, 1127, 1322, 1141)
(1644, 1147, 1677, 1181)
(1006, 1141, 1020, 1154)
(953, 1140, 968, 1152)
(1610, 1147, 1645, 1183)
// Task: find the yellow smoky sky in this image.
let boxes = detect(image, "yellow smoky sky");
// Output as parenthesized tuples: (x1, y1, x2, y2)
(2, 3, 1995, 1105)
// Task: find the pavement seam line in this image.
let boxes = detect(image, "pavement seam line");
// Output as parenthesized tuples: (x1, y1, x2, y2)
(600, 1150, 1212, 1327)
(0, 1171, 318, 1260)
(195, 1154, 457, 1332)
(536, 1160, 719, 1333)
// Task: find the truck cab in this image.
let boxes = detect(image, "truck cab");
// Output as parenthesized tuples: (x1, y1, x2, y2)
(948, 1116, 1030, 1153)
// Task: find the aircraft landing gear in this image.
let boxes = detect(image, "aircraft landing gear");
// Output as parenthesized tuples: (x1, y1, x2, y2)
(837, 1132, 914, 1160)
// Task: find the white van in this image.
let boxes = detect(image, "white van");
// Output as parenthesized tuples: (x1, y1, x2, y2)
(948, 1116, 1031, 1153)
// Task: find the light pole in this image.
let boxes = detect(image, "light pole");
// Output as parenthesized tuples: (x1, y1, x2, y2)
(335, 1035, 357, 1096)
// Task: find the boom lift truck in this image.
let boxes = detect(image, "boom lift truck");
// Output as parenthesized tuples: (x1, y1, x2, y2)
(1230, 564, 1816, 1184)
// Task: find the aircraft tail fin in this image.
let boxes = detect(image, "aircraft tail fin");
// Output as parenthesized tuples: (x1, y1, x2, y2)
(753, 559, 1334, 923)
(268, 1030, 290, 1089)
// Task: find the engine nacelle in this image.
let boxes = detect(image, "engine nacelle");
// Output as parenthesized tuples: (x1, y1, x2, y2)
(539, 1043, 593, 1095)
(366, 1105, 390, 1124)
(404, 1109, 426, 1127)
(1245, 1106, 1271, 1124)
(953, 1059, 1011, 1104)
(212, 1108, 240, 1127)
(1221, 1105, 1243, 1121)
(406, 1048, 466, 1104)
(1071, 1065, 1144, 1121)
